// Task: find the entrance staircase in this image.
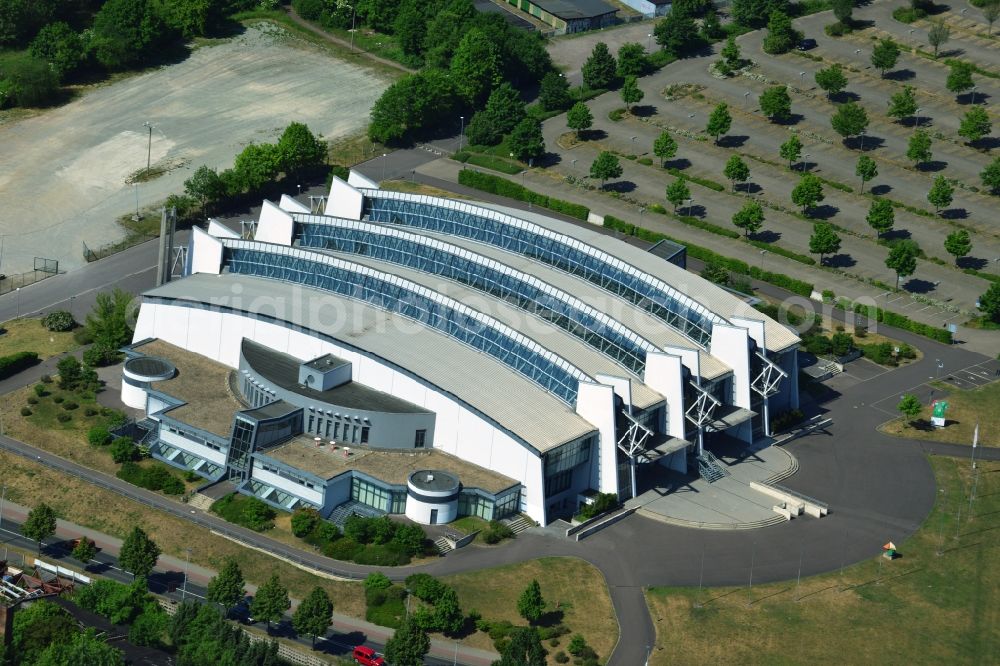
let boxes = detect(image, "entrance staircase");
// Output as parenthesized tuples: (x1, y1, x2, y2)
(500, 514, 535, 535)
(327, 500, 385, 528)
(187, 493, 215, 512)
(433, 537, 453, 555)
(696, 451, 729, 483)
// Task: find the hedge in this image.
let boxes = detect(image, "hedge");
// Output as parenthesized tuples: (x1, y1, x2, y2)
(748, 240, 817, 266)
(458, 169, 589, 220)
(0, 352, 39, 379)
(603, 216, 814, 297)
(847, 302, 953, 344)
(665, 166, 726, 192)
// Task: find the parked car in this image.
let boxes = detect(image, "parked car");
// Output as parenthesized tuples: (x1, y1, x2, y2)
(352, 645, 385, 666)
(798, 38, 818, 51)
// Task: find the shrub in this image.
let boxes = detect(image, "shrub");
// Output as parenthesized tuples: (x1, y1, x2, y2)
(771, 409, 805, 431)
(53, 395, 65, 404)
(20, 407, 32, 416)
(555, 652, 570, 664)
(324, 537, 363, 561)
(364, 572, 393, 591)
(406, 574, 448, 603)
(110, 436, 138, 463)
(291, 507, 320, 537)
(40, 374, 52, 383)
(57, 413, 71, 423)
(33, 383, 47, 397)
(830, 332, 855, 357)
(73, 328, 94, 345)
(62, 401, 79, 411)
(27, 396, 38, 405)
(85, 407, 98, 416)
(0, 352, 40, 379)
(210, 493, 276, 531)
(579, 493, 619, 520)
(568, 634, 588, 656)
(83, 343, 121, 367)
(42, 311, 76, 332)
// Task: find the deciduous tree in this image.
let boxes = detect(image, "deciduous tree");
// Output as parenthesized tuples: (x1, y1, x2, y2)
(619, 75, 644, 111)
(943, 229, 972, 263)
(723, 154, 750, 192)
(732, 201, 765, 238)
(906, 129, 933, 166)
(886, 240, 919, 288)
(655, 6, 699, 56)
(706, 102, 731, 144)
(982, 157, 1000, 194)
(22, 502, 57, 553)
(946, 60, 975, 97)
(866, 198, 894, 238)
(871, 38, 900, 77)
(517, 579, 545, 624)
(897, 394, 922, 422)
(985, 0, 1000, 37)
(508, 117, 545, 162)
(206, 558, 246, 612)
(927, 175, 954, 212)
(277, 122, 326, 175)
(887, 85, 917, 123)
(759, 85, 791, 122)
(589, 151, 622, 188)
(72, 537, 97, 565)
(616, 42, 648, 78)
(581, 42, 616, 90)
(653, 131, 678, 167)
(666, 179, 691, 212)
(250, 574, 290, 631)
(809, 222, 841, 264)
(538, 72, 571, 111)
(855, 155, 877, 194)
(119, 526, 160, 578)
(762, 10, 800, 54)
(927, 20, 950, 58)
(792, 173, 825, 213)
(385, 618, 430, 666)
(566, 102, 593, 138)
(779, 134, 802, 169)
(958, 106, 991, 144)
(830, 102, 869, 143)
(292, 587, 333, 647)
(815, 64, 847, 98)
(450, 28, 501, 106)
(721, 35, 741, 68)
(979, 283, 1000, 322)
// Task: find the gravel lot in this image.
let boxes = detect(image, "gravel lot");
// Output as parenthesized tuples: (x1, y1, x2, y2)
(0, 23, 389, 274)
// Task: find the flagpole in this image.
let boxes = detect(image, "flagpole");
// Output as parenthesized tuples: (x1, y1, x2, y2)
(971, 423, 978, 470)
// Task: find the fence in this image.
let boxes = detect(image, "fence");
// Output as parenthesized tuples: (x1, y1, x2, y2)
(83, 233, 158, 263)
(0, 258, 60, 296)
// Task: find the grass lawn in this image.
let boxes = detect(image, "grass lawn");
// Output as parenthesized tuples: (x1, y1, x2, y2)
(881, 380, 1000, 448)
(0, 318, 79, 359)
(449, 515, 490, 536)
(645, 456, 1000, 664)
(0, 449, 366, 618)
(443, 557, 618, 662)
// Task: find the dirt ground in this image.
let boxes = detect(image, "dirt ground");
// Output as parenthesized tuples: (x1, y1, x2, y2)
(547, 21, 655, 80)
(0, 22, 389, 274)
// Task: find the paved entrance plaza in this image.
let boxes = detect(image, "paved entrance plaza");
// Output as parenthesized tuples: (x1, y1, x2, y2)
(627, 441, 805, 529)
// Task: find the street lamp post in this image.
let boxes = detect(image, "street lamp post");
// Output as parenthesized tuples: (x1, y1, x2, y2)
(647, 33, 652, 51)
(181, 548, 191, 601)
(685, 197, 694, 217)
(970, 86, 978, 105)
(571, 158, 578, 171)
(350, 4, 357, 52)
(459, 116, 464, 152)
(69, 295, 75, 319)
(142, 121, 155, 173)
(799, 71, 806, 83)
(744, 91, 751, 107)
(859, 129, 866, 152)
(15, 287, 20, 319)
(801, 154, 810, 173)
(1, 483, 6, 531)
(381, 153, 387, 182)
(915, 107, 923, 129)
(760, 249, 768, 271)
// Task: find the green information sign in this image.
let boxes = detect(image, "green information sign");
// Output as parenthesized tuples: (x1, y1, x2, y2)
(932, 401, 949, 418)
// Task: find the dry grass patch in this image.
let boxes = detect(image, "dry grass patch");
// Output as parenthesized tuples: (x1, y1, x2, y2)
(443, 557, 617, 661)
(646, 457, 1000, 665)
(0, 317, 78, 359)
(0, 450, 365, 616)
(880, 380, 1000, 447)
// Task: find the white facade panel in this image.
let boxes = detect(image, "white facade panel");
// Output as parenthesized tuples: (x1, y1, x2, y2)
(644, 352, 685, 440)
(325, 177, 364, 220)
(255, 200, 294, 246)
(122, 382, 146, 409)
(156, 304, 191, 350)
(185, 307, 223, 360)
(253, 322, 291, 357)
(159, 429, 227, 466)
(278, 194, 310, 214)
(357, 356, 395, 391)
(218, 312, 257, 367)
(454, 409, 494, 470)
(207, 219, 240, 239)
(190, 227, 224, 275)
(710, 324, 751, 409)
(575, 381, 617, 494)
(252, 466, 324, 506)
(348, 170, 379, 190)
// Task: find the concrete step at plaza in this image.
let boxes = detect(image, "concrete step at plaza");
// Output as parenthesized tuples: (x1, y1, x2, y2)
(186, 493, 215, 512)
(697, 451, 729, 483)
(501, 514, 535, 535)
(433, 537, 453, 555)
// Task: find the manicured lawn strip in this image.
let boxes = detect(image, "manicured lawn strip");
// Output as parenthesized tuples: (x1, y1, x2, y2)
(443, 557, 617, 660)
(881, 380, 1000, 447)
(0, 318, 78, 359)
(646, 457, 1000, 664)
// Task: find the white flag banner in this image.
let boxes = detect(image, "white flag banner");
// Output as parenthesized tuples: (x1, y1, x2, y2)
(973, 423, 979, 448)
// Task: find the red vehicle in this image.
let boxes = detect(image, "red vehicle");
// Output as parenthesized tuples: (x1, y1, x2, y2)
(352, 645, 385, 666)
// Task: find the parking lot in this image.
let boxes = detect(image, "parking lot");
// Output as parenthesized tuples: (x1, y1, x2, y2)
(0, 23, 389, 274)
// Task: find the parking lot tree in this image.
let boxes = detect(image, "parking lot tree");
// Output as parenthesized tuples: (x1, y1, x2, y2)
(655, 4, 699, 57)
(830, 102, 869, 144)
(946, 61, 974, 98)
(582, 42, 617, 90)
(927, 20, 950, 58)
(292, 587, 333, 647)
(809, 222, 841, 265)
(721, 35, 741, 69)
(666, 179, 691, 212)
(927, 174, 954, 212)
(385, 617, 431, 666)
(958, 106, 991, 144)
(871, 38, 900, 77)
(732, 200, 765, 238)
(759, 85, 791, 122)
(620, 75, 644, 111)
(706, 102, 731, 144)
(855, 155, 877, 194)
(653, 131, 678, 166)
(616, 42, 648, 78)
(590, 151, 623, 188)
(815, 64, 847, 98)
(866, 198, 895, 238)
(538, 72, 571, 111)
(886, 240, 919, 288)
(944, 230, 972, 264)
(982, 157, 1000, 194)
(906, 129, 933, 166)
(762, 10, 800, 54)
(250, 574, 290, 631)
(508, 117, 545, 162)
(980, 283, 1000, 323)
(22, 502, 57, 553)
(887, 85, 918, 123)
(724, 154, 750, 192)
(206, 558, 246, 612)
(779, 134, 803, 169)
(792, 173, 825, 213)
(119, 527, 160, 578)
(897, 394, 922, 422)
(985, 0, 1000, 37)
(566, 101, 593, 138)
(832, 0, 853, 25)
(72, 537, 97, 564)
(232, 142, 281, 193)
